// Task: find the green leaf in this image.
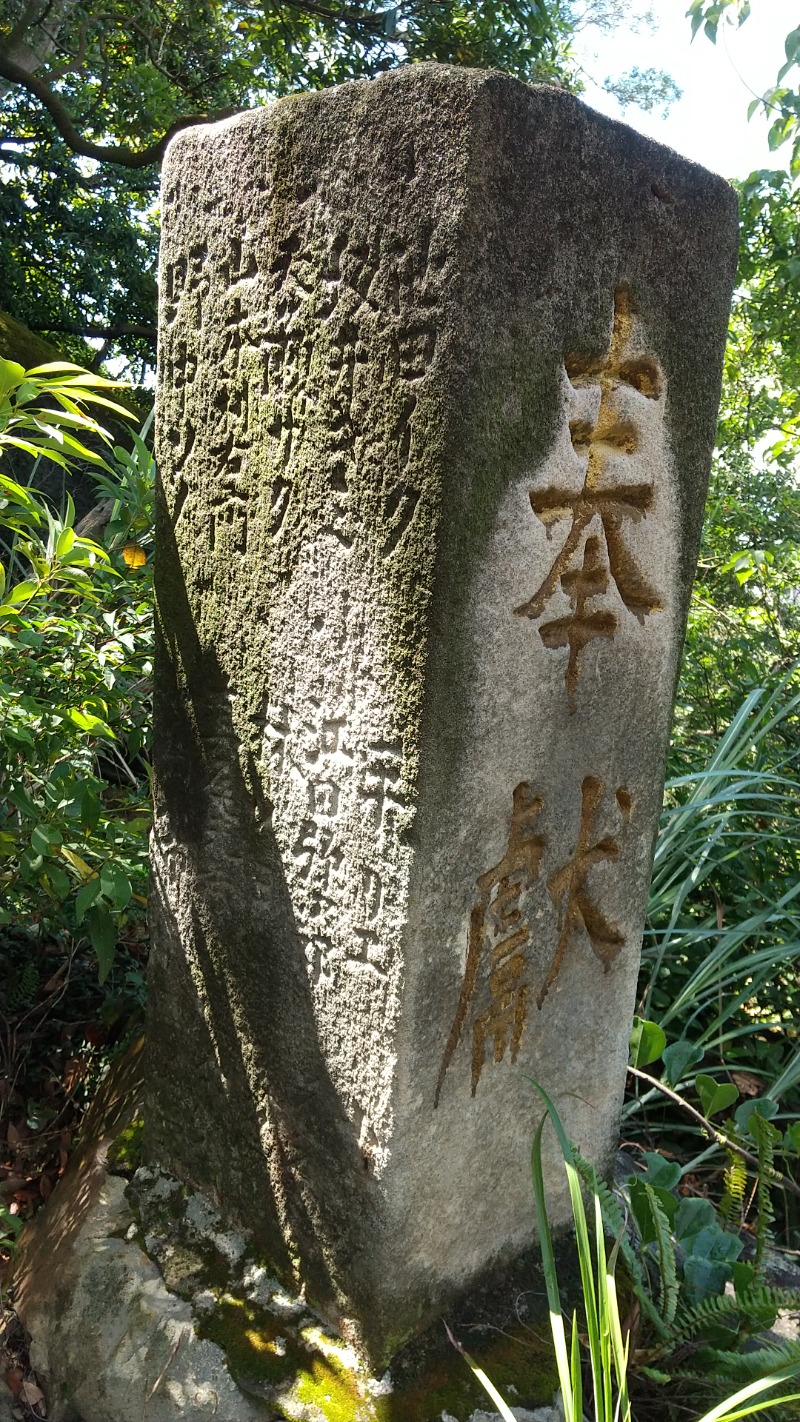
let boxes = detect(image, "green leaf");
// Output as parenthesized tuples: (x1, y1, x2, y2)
(674, 1196, 716, 1246)
(688, 1225, 743, 1264)
(100, 861, 132, 910)
(662, 1040, 704, 1086)
(80, 789, 102, 832)
(695, 1073, 739, 1119)
(629, 1017, 666, 1067)
(638, 1151, 682, 1190)
(6, 578, 40, 606)
(66, 707, 114, 737)
(55, 526, 76, 558)
(735, 1097, 779, 1134)
(731, 1260, 756, 1296)
(683, 1254, 730, 1300)
(44, 863, 71, 899)
(0, 358, 25, 402)
(75, 875, 102, 922)
(31, 823, 63, 854)
(86, 904, 117, 983)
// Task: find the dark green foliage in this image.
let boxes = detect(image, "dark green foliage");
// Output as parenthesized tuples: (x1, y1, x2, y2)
(0, 359, 153, 981)
(584, 1116, 800, 1397)
(0, 1, 577, 380)
(674, 174, 800, 757)
(0, 945, 38, 1015)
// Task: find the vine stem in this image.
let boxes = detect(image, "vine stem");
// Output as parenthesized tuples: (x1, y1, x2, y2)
(627, 1066, 800, 1203)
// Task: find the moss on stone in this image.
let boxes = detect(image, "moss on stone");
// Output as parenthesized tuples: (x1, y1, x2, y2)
(293, 1353, 375, 1422)
(196, 1281, 558, 1422)
(381, 1319, 558, 1422)
(159, 1240, 216, 1297)
(198, 1294, 305, 1389)
(107, 1117, 144, 1176)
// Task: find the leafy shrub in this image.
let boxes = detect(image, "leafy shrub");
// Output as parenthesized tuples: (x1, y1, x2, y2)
(0, 357, 153, 980)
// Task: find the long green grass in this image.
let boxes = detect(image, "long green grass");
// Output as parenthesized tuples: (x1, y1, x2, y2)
(630, 673, 800, 1140)
(460, 1086, 800, 1422)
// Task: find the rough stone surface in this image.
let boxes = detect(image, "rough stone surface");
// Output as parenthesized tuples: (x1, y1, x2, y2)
(10, 1043, 263, 1422)
(461, 1412, 562, 1422)
(18, 1175, 267, 1422)
(13, 1085, 561, 1422)
(148, 63, 738, 1364)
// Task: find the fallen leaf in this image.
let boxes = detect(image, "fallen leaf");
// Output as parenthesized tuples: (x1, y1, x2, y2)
(20, 1376, 46, 1414)
(43, 964, 68, 992)
(4, 1366, 23, 1397)
(63, 1057, 88, 1093)
(731, 1070, 763, 1098)
(6, 1122, 22, 1151)
(38, 1174, 52, 1201)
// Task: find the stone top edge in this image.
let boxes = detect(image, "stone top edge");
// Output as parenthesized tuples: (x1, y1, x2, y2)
(162, 62, 737, 201)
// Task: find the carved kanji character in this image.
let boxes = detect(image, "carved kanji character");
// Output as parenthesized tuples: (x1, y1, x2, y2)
(537, 776, 626, 1009)
(435, 782, 545, 1104)
(516, 289, 664, 697)
(538, 534, 618, 703)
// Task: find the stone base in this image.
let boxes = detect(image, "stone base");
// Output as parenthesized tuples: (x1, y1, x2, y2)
(11, 1043, 561, 1422)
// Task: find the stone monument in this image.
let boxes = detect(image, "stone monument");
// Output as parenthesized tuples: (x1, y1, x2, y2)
(148, 64, 738, 1368)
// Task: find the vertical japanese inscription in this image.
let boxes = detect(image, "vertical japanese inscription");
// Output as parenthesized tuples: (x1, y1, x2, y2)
(261, 701, 406, 989)
(538, 776, 629, 1009)
(515, 288, 666, 704)
(434, 783, 546, 1105)
(436, 777, 630, 1103)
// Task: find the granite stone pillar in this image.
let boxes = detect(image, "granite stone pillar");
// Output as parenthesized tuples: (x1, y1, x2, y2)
(147, 64, 738, 1365)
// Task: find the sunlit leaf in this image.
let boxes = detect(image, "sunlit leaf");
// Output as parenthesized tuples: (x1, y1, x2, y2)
(123, 542, 147, 568)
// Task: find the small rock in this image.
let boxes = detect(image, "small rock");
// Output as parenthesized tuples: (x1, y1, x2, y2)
(184, 1193, 220, 1237)
(365, 1371, 394, 1397)
(269, 1286, 307, 1319)
(462, 1409, 563, 1422)
(208, 1228, 246, 1266)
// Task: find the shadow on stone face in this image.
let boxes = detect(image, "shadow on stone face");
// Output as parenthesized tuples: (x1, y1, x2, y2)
(9, 1021, 561, 1421)
(146, 496, 387, 1355)
(12, 1037, 147, 1295)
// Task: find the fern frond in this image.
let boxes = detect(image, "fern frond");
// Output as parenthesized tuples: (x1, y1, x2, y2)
(719, 1147, 747, 1229)
(644, 1182, 680, 1327)
(4, 960, 38, 1013)
(677, 1284, 800, 1342)
(750, 1113, 779, 1276)
(698, 1338, 800, 1385)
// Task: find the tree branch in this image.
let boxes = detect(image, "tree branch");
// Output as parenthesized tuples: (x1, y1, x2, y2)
(31, 322, 157, 337)
(628, 1066, 800, 1202)
(0, 51, 243, 168)
(280, 0, 385, 30)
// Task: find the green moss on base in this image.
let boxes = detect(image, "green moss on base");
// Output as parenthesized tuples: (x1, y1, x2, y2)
(198, 1295, 306, 1389)
(294, 1354, 375, 1422)
(197, 1284, 558, 1421)
(386, 1322, 558, 1422)
(107, 1117, 144, 1175)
